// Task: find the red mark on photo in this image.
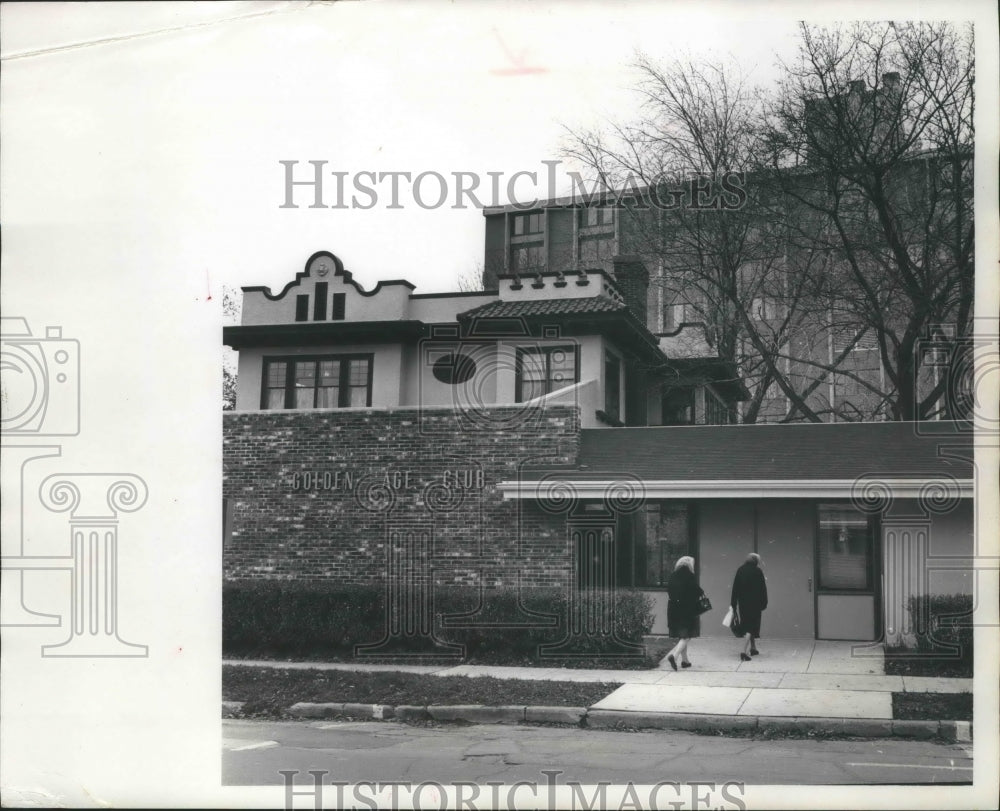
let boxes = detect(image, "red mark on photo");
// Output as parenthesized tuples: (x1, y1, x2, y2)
(490, 28, 547, 75)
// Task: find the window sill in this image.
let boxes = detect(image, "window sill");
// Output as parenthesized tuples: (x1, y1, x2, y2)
(595, 409, 624, 427)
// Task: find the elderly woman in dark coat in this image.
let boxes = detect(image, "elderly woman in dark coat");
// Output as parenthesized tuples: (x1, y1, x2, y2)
(731, 552, 768, 661)
(665, 556, 702, 671)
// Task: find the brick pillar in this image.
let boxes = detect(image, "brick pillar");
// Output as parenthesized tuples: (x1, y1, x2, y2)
(612, 256, 650, 327)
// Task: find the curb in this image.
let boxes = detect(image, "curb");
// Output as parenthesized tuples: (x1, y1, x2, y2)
(228, 702, 971, 741)
(287, 702, 394, 720)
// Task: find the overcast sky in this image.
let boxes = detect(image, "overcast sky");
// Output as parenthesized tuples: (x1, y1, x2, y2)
(1, 0, 810, 296)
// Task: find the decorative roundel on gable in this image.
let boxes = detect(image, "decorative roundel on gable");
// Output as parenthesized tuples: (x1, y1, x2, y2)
(432, 352, 477, 385)
(309, 253, 341, 278)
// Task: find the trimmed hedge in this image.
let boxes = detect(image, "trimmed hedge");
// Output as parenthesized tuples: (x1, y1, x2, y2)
(907, 593, 973, 662)
(224, 580, 654, 662)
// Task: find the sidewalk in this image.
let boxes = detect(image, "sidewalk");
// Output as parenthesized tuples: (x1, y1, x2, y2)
(224, 638, 972, 726)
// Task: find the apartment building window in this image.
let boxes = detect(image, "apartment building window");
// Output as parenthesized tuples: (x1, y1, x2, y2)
(579, 236, 615, 265)
(751, 296, 781, 321)
(579, 206, 615, 228)
(832, 327, 878, 353)
(515, 345, 578, 402)
(512, 212, 544, 236)
(262, 355, 373, 409)
(511, 243, 545, 272)
(662, 299, 687, 331)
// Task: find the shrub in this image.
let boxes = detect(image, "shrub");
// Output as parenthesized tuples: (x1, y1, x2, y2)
(223, 580, 655, 662)
(906, 593, 973, 663)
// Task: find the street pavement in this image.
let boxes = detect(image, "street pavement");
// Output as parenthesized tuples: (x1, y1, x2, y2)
(222, 718, 974, 786)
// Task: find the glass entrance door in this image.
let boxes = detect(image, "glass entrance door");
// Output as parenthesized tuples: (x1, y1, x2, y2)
(815, 503, 878, 640)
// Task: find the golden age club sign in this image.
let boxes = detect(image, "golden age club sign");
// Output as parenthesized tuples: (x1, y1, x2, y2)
(290, 468, 485, 492)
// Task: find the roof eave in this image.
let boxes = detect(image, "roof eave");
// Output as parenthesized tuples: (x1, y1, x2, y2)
(497, 477, 975, 500)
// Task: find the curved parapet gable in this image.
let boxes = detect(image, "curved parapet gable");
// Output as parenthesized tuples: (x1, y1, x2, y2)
(240, 251, 416, 326)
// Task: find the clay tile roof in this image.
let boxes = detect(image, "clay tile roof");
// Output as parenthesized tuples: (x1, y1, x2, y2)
(458, 296, 628, 319)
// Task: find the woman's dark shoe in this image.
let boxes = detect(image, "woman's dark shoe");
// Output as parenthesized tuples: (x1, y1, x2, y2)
(681, 661, 692, 668)
(740, 653, 752, 662)
(667, 654, 678, 671)
(750, 648, 760, 656)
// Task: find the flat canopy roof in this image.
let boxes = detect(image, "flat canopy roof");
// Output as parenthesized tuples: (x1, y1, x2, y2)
(500, 421, 975, 499)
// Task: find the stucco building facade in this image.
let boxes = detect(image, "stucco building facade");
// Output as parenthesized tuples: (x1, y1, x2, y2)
(223, 248, 974, 643)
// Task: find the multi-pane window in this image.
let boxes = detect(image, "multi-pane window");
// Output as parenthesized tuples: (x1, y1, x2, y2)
(635, 503, 692, 588)
(511, 243, 545, 272)
(511, 212, 544, 236)
(832, 326, 878, 353)
(704, 389, 730, 425)
(579, 206, 615, 228)
(579, 236, 615, 265)
(662, 299, 687, 331)
(262, 356, 372, 410)
(515, 345, 578, 402)
(817, 504, 873, 591)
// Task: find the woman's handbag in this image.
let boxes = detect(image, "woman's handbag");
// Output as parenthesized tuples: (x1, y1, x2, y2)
(729, 607, 745, 637)
(722, 606, 734, 628)
(696, 592, 712, 615)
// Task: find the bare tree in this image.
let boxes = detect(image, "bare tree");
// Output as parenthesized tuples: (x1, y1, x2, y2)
(562, 55, 831, 422)
(764, 21, 975, 421)
(457, 263, 489, 292)
(562, 21, 974, 423)
(223, 285, 241, 411)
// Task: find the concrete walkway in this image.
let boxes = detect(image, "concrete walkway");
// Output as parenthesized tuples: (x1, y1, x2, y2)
(225, 639, 971, 721)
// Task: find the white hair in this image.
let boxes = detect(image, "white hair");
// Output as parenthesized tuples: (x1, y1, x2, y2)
(675, 556, 695, 573)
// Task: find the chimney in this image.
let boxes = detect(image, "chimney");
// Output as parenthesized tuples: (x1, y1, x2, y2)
(882, 72, 900, 90)
(849, 79, 865, 95)
(611, 255, 649, 326)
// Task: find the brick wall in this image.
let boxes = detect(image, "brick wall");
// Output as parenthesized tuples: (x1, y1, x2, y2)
(223, 405, 580, 588)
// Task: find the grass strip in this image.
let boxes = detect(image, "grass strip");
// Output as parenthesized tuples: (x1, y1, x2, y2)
(892, 692, 972, 721)
(223, 665, 619, 716)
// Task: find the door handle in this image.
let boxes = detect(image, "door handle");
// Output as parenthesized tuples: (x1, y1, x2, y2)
(808, 577, 812, 593)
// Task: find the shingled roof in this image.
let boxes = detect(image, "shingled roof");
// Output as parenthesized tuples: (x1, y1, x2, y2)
(523, 421, 974, 482)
